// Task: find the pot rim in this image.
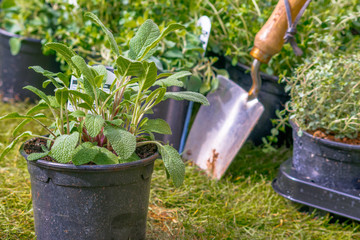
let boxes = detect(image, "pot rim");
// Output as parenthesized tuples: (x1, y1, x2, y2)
(20, 140, 160, 172)
(290, 120, 360, 151)
(0, 28, 41, 43)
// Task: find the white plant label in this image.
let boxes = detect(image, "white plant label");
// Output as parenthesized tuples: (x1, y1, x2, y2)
(67, 69, 116, 111)
(197, 16, 212, 53)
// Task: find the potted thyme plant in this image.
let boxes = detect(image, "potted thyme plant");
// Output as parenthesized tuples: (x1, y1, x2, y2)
(0, 13, 209, 239)
(272, 51, 360, 221)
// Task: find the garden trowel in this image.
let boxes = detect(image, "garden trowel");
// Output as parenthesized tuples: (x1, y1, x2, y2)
(183, 0, 310, 179)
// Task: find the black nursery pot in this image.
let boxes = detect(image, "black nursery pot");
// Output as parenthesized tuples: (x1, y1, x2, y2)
(212, 54, 291, 145)
(291, 121, 360, 190)
(0, 29, 60, 102)
(21, 144, 158, 240)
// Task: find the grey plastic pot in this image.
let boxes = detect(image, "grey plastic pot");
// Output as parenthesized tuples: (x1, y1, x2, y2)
(21, 143, 159, 240)
(291, 121, 360, 189)
(0, 29, 59, 102)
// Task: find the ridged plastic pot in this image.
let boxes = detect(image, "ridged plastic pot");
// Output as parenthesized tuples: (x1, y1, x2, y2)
(21, 144, 158, 240)
(291, 121, 360, 190)
(0, 29, 59, 102)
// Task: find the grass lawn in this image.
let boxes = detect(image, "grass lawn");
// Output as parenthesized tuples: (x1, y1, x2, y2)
(1, 102, 360, 239)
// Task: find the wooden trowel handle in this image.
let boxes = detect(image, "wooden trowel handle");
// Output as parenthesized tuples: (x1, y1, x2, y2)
(250, 0, 308, 63)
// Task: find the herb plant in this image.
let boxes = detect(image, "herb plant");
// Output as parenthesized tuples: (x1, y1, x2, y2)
(286, 51, 360, 139)
(0, 13, 209, 187)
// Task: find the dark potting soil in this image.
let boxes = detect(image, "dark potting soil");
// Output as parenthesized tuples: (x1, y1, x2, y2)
(308, 129, 360, 145)
(23, 137, 157, 164)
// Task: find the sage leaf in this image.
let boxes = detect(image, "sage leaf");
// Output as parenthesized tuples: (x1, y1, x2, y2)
(164, 91, 209, 105)
(0, 112, 46, 120)
(142, 119, 172, 135)
(27, 151, 49, 161)
(45, 42, 80, 77)
(116, 55, 143, 77)
(0, 131, 33, 160)
(23, 86, 50, 106)
(84, 12, 120, 56)
(9, 37, 21, 55)
(103, 125, 136, 160)
(71, 56, 95, 84)
(93, 147, 118, 165)
(70, 110, 86, 118)
(12, 119, 31, 136)
(119, 152, 140, 164)
(85, 114, 105, 138)
(55, 88, 69, 105)
(154, 71, 191, 87)
(158, 144, 185, 187)
(128, 19, 160, 61)
(50, 132, 79, 163)
(142, 61, 158, 90)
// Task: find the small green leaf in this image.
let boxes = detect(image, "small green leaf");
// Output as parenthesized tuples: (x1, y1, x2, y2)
(93, 147, 118, 165)
(106, 119, 124, 127)
(55, 88, 69, 105)
(142, 119, 172, 135)
(103, 125, 136, 160)
(141, 61, 158, 90)
(116, 55, 144, 77)
(0, 112, 46, 120)
(128, 19, 160, 60)
(9, 37, 21, 55)
(12, 119, 31, 136)
(73, 143, 118, 165)
(45, 42, 80, 77)
(0, 131, 32, 160)
(27, 151, 49, 161)
(85, 114, 105, 138)
(154, 71, 191, 87)
(84, 12, 120, 56)
(50, 132, 79, 163)
(119, 152, 140, 164)
(164, 91, 209, 105)
(139, 23, 185, 60)
(71, 56, 95, 84)
(70, 110, 86, 118)
(158, 144, 185, 187)
(23, 86, 50, 106)
(69, 90, 93, 106)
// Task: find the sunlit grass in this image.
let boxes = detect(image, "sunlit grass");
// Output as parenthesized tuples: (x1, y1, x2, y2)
(0, 102, 359, 239)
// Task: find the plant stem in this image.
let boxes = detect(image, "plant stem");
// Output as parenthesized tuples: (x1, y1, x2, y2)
(33, 119, 56, 138)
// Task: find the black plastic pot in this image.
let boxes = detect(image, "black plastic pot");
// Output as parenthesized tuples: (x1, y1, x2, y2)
(21, 144, 158, 240)
(212, 54, 291, 145)
(0, 29, 60, 102)
(273, 121, 360, 221)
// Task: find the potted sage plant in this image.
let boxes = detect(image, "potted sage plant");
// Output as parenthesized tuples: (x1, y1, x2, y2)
(272, 51, 360, 221)
(0, 13, 209, 239)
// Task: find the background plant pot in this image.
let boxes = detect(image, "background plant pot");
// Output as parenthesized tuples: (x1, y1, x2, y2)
(272, 121, 360, 221)
(0, 29, 59, 102)
(150, 86, 188, 150)
(212, 54, 291, 145)
(21, 145, 158, 240)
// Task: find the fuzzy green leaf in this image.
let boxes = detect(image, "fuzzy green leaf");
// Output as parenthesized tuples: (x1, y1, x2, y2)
(103, 125, 136, 160)
(27, 151, 49, 161)
(93, 147, 118, 165)
(85, 114, 105, 138)
(119, 152, 140, 164)
(50, 132, 79, 163)
(84, 12, 120, 56)
(116, 55, 144, 77)
(55, 88, 69, 105)
(45, 42, 80, 77)
(154, 71, 190, 87)
(139, 23, 185, 60)
(164, 91, 209, 105)
(70, 110, 86, 118)
(142, 119, 172, 135)
(0, 131, 32, 160)
(23, 86, 50, 106)
(0, 112, 46, 120)
(158, 144, 185, 187)
(128, 19, 160, 60)
(12, 119, 31, 136)
(73, 142, 118, 165)
(69, 90, 93, 106)
(141, 61, 158, 90)
(71, 56, 95, 84)
(106, 119, 124, 127)
(9, 37, 21, 55)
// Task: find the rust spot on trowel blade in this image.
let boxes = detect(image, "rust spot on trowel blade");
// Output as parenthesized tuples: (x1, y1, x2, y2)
(206, 149, 219, 178)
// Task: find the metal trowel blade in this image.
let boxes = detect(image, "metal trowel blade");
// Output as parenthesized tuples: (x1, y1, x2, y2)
(183, 75, 264, 179)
